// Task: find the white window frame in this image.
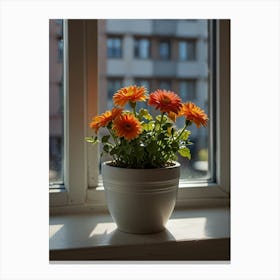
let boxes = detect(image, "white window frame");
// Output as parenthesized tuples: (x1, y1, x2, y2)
(50, 19, 230, 213)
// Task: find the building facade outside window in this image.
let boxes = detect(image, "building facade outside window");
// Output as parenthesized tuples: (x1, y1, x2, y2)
(179, 80, 196, 100)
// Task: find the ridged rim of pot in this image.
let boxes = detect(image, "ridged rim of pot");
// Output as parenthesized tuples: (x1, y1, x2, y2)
(102, 161, 180, 172)
(101, 161, 180, 192)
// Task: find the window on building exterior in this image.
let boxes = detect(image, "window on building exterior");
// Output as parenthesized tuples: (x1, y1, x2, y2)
(107, 37, 122, 58)
(134, 79, 150, 91)
(159, 40, 171, 60)
(178, 40, 196, 61)
(158, 80, 172, 90)
(49, 19, 64, 187)
(134, 38, 150, 59)
(179, 80, 196, 100)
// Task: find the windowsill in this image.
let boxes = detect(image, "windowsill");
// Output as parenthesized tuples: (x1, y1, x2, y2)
(49, 207, 230, 261)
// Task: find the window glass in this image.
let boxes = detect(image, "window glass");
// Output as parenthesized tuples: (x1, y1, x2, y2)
(178, 40, 196, 60)
(49, 19, 64, 186)
(179, 80, 196, 100)
(159, 40, 171, 60)
(158, 80, 172, 90)
(107, 37, 122, 58)
(134, 79, 150, 91)
(134, 38, 150, 59)
(176, 80, 197, 138)
(99, 19, 210, 181)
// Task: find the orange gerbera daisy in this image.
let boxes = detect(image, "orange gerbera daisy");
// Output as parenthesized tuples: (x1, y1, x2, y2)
(148, 89, 182, 114)
(89, 108, 123, 133)
(113, 85, 147, 107)
(179, 102, 208, 128)
(112, 113, 142, 140)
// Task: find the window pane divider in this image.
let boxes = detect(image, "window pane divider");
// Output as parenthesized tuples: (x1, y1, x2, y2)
(64, 20, 88, 205)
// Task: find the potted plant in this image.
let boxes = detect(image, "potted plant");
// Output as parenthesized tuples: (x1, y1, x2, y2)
(86, 85, 208, 233)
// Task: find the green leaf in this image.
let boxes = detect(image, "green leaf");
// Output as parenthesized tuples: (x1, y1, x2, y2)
(103, 143, 112, 153)
(142, 121, 154, 131)
(178, 130, 191, 141)
(178, 147, 191, 159)
(139, 109, 153, 121)
(85, 136, 98, 144)
(110, 146, 119, 156)
(158, 132, 167, 140)
(171, 141, 179, 151)
(146, 140, 158, 154)
(101, 135, 110, 143)
(156, 114, 167, 122)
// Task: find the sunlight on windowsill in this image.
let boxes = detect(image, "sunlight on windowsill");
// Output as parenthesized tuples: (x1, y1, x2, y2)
(49, 207, 229, 259)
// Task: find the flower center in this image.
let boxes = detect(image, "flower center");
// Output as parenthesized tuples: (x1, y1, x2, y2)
(125, 124, 132, 130)
(126, 88, 135, 97)
(162, 96, 170, 104)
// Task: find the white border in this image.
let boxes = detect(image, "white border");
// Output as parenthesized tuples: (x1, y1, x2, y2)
(0, 0, 279, 280)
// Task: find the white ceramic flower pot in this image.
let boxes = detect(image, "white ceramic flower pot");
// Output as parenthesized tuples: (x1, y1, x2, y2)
(102, 161, 180, 234)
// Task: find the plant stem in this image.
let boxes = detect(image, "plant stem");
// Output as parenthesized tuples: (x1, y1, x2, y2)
(153, 112, 165, 135)
(159, 112, 164, 128)
(129, 101, 137, 117)
(175, 124, 187, 141)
